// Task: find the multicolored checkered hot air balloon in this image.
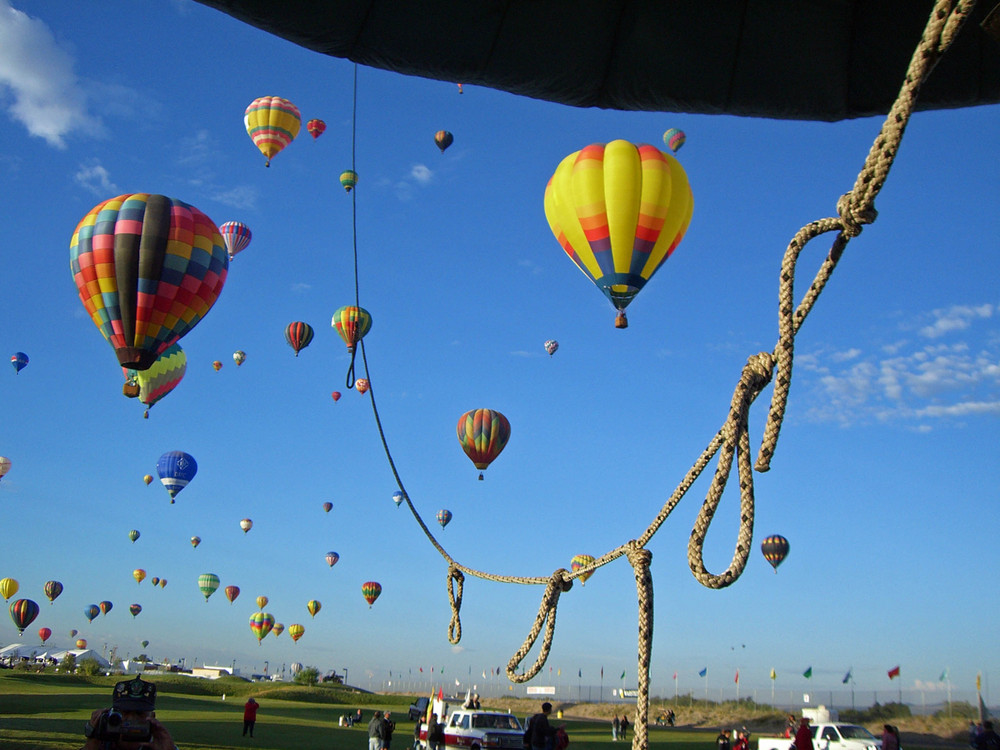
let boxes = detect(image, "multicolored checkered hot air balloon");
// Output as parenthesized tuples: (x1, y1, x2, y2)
(436, 509, 452, 528)
(457, 408, 511, 480)
(245, 97, 301, 166)
(123, 344, 186, 419)
(571, 554, 597, 585)
(331, 306, 372, 353)
(219, 221, 252, 260)
(284, 322, 314, 357)
(69, 194, 229, 370)
(361, 581, 382, 608)
(544, 140, 693, 328)
(760, 535, 790, 572)
(156, 451, 197, 503)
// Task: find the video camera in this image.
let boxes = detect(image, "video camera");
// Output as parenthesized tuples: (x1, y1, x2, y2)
(84, 676, 156, 743)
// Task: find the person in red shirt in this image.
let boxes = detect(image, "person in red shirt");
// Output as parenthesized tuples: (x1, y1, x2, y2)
(243, 697, 260, 737)
(794, 719, 814, 750)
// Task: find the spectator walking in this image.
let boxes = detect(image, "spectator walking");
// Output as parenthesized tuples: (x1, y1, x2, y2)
(243, 697, 259, 738)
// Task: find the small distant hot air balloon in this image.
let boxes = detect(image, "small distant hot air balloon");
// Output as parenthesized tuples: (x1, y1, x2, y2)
(322, 501, 333, 512)
(245, 96, 301, 167)
(0, 457, 11, 482)
(340, 170, 358, 193)
(326, 551, 340, 568)
(331, 305, 372, 353)
(544, 340, 559, 356)
(99, 601, 113, 616)
(156, 451, 197, 504)
(240, 518, 253, 534)
(761, 535, 790, 572)
(457, 83, 464, 94)
(10, 352, 28, 373)
(457, 408, 511, 479)
(392, 490, 404, 507)
(158, 578, 167, 588)
(436, 509, 453, 528)
(663, 128, 686, 153)
(69, 194, 229, 369)
(69, 629, 78, 638)
(233, 350, 246, 366)
(0, 577, 19, 601)
(128, 529, 140, 543)
(361, 581, 382, 608)
(544, 140, 693, 328)
(141, 640, 149, 648)
(197, 573, 220, 602)
(225, 585, 240, 604)
(570, 554, 597, 585)
(284, 322, 314, 357)
(256, 595, 269, 610)
(150, 577, 160, 586)
(219, 221, 252, 260)
(355, 378, 370, 394)
(43, 581, 62, 604)
(307, 119, 326, 139)
(288, 623, 305, 642)
(272, 622, 285, 637)
(434, 130, 454, 153)
(307, 600, 321, 617)
(76, 638, 87, 650)
(331, 391, 341, 402)
(84, 604, 100, 622)
(212, 360, 223, 372)
(9, 599, 39, 635)
(249, 611, 274, 643)
(38, 626, 51, 644)
(190, 536, 201, 548)
(129, 604, 142, 618)
(143, 474, 153, 486)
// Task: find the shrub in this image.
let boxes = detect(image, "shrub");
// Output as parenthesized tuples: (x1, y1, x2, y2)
(77, 658, 103, 676)
(294, 666, 320, 686)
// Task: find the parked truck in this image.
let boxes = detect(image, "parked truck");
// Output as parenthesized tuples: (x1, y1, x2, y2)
(757, 723, 881, 750)
(419, 708, 524, 750)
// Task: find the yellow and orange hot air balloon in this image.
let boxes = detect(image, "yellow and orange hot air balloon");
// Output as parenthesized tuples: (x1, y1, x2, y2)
(245, 97, 301, 167)
(133, 569, 146, 585)
(288, 623, 305, 642)
(544, 140, 693, 328)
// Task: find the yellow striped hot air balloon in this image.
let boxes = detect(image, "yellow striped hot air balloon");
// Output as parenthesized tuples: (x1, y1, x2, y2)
(244, 97, 301, 167)
(123, 344, 186, 419)
(544, 140, 693, 328)
(288, 623, 305, 642)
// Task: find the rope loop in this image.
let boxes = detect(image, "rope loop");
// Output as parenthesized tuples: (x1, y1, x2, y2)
(447, 564, 465, 644)
(506, 569, 572, 682)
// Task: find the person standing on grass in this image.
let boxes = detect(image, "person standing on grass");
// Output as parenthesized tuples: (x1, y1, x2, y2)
(612, 714, 620, 741)
(370, 710, 386, 750)
(243, 697, 259, 738)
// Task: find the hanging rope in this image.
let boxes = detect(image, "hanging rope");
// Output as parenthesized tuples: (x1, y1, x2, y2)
(339, 3, 975, 748)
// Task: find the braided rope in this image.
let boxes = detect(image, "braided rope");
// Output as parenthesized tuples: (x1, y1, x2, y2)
(346, 3, 974, 748)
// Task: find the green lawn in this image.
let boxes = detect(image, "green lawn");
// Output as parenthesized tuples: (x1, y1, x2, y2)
(0, 672, 716, 750)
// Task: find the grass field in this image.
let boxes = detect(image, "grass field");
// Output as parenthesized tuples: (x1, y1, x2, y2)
(0, 672, 970, 750)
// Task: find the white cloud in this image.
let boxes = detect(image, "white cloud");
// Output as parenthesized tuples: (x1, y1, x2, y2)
(915, 401, 1000, 417)
(209, 185, 258, 211)
(830, 348, 861, 362)
(411, 164, 432, 184)
(290, 283, 312, 292)
(919, 304, 993, 338)
(75, 161, 118, 197)
(0, 0, 102, 147)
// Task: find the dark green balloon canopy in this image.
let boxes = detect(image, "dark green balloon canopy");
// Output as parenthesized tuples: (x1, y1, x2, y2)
(196, 0, 999, 121)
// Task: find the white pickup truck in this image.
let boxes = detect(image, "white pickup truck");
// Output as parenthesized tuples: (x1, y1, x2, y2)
(757, 723, 882, 750)
(419, 709, 524, 750)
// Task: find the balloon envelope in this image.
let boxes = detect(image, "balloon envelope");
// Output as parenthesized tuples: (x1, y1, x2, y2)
(355, 378, 369, 394)
(245, 97, 301, 166)
(761, 534, 790, 571)
(190, 536, 201, 548)
(233, 350, 246, 366)
(10, 352, 28, 373)
(156, 451, 197, 503)
(456, 409, 511, 478)
(141, 640, 149, 648)
(212, 360, 223, 371)
(436, 509, 453, 528)
(362, 581, 382, 607)
(225, 585, 240, 604)
(240, 518, 253, 533)
(331, 392, 341, 402)
(198, 573, 220, 601)
(0, 457, 11, 481)
(143, 474, 153, 486)
(124, 344, 187, 416)
(307, 600, 321, 617)
(326, 551, 339, 567)
(434, 130, 454, 152)
(9, 599, 39, 634)
(322, 501, 333, 512)
(84, 604, 100, 622)
(284, 321, 314, 356)
(288, 623, 305, 642)
(543, 141, 693, 325)
(219, 221, 252, 260)
(129, 603, 142, 617)
(249, 611, 275, 642)
(43, 580, 62, 603)
(544, 340, 559, 356)
(331, 305, 372, 353)
(69, 193, 229, 370)
(256, 595, 269, 610)
(0, 577, 19, 601)
(76, 638, 88, 649)
(38, 626, 51, 644)
(151, 577, 160, 586)
(392, 491, 404, 507)
(99, 600, 113, 616)
(272, 623, 285, 637)
(663, 128, 686, 152)
(307, 118, 326, 139)
(128, 529, 140, 543)
(340, 170, 358, 193)
(570, 554, 597, 585)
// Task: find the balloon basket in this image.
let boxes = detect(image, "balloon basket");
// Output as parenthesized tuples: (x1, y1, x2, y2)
(123, 383, 141, 397)
(615, 311, 628, 329)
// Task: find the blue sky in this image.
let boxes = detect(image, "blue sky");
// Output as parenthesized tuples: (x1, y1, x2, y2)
(0, 0, 997, 704)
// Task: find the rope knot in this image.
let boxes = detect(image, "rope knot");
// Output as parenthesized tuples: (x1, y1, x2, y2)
(742, 352, 774, 391)
(552, 568, 574, 593)
(624, 541, 651, 571)
(447, 564, 465, 644)
(836, 193, 878, 237)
